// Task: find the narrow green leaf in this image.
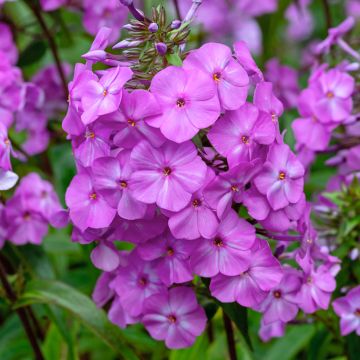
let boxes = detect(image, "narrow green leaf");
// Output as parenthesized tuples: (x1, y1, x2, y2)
(166, 53, 183, 66)
(18, 40, 47, 67)
(265, 324, 316, 360)
(169, 334, 208, 360)
(15, 279, 139, 360)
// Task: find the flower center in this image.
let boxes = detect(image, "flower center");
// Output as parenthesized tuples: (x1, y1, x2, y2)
(167, 314, 177, 323)
(213, 72, 222, 82)
(23, 212, 31, 221)
(86, 131, 95, 139)
(231, 185, 239, 192)
(214, 237, 224, 247)
(278, 172, 286, 181)
(271, 113, 277, 122)
(192, 199, 201, 207)
(103, 89, 108, 97)
(326, 91, 334, 99)
(120, 181, 128, 188)
(41, 190, 48, 198)
(273, 290, 282, 299)
(138, 277, 147, 287)
(127, 119, 136, 127)
(89, 193, 97, 200)
(241, 135, 249, 144)
(306, 276, 313, 284)
(4, 138, 10, 147)
(355, 309, 360, 316)
(163, 167, 172, 176)
(176, 98, 186, 108)
(167, 247, 174, 256)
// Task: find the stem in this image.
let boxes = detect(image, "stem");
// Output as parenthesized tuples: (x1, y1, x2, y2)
(321, 0, 332, 29)
(26, 2, 68, 100)
(0, 259, 44, 360)
(173, 0, 182, 20)
(184, 0, 202, 23)
(222, 311, 237, 360)
(207, 319, 214, 343)
(337, 38, 360, 61)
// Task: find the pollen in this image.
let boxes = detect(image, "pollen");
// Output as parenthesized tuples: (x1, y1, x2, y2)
(127, 119, 136, 127)
(163, 167, 172, 176)
(214, 238, 224, 247)
(86, 131, 95, 139)
(241, 135, 249, 144)
(271, 113, 277, 122)
(120, 181, 128, 188)
(176, 98, 186, 108)
(326, 91, 334, 98)
(231, 185, 239, 192)
(167, 247, 175, 256)
(306, 276, 313, 284)
(23, 212, 31, 221)
(273, 290, 282, 299)
(213, 72, 222, 82)
(138, 277, 147, 286)
(103, 89, 108, 97)
(192, 199, 201, 207)
(355, 309, 360, 316)
(4, 138, 10, 146)
(89, 193, 97, 200)
(167, 314, 177, 323)
(278, 171, 286, 181)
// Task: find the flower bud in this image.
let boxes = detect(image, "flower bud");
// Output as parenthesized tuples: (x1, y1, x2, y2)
(119, 0, 133, 6)
(155, 42, 167, 56)
(171, 20, 181, 29)
(148, 23, 159, 33)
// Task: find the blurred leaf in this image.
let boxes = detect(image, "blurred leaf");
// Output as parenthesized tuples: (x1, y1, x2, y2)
(42, 323, 64, 360)
(346, 332, 360, 360)
(18, 40, 48, 67)
(15, 279, 139, 360)
(265, 324, 316, 360)
(166, 53, 182, 66)
(169, 334, 208, 360)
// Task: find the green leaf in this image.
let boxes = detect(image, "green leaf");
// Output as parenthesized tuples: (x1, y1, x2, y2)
(42, 324, 64, 360)
(265, 324, 316, 360)
(18, 40, 47, 67)
(166, 53, 183, 66)
(169, 334, 208, 360)
(346, 332, 360, 360)
(15, 279, 139, 360)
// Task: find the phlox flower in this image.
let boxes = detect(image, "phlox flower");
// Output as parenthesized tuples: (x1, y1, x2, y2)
(148, 66, 220, 143)
(142, 287, 207, 349)
(130, 140, 207, 212)
(190, 209, 255, 277)
(183, 42, 249, 110)
(210, 239, 282, 308)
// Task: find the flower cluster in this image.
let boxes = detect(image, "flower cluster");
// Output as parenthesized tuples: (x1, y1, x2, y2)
(0, 173, 62, 248)
(60, 1, 344, 347)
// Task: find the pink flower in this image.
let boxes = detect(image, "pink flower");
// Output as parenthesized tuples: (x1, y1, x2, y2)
(137, 231, 193, 286)
(190, 209, 255, 277)
(183, 43, 249, 110)
(208, 103, 275, 167)
(148, 66, 220, 143)
(254, 143, 305, 211)
(65, 171, 117, 231)
(80, 66, 133, 125)
(143, 287, 207, 349)
(130, 141, 207, 212)
(333, 286, 360, 336)
(210, 239, 282, 308)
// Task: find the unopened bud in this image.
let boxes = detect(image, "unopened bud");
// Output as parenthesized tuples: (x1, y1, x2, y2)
(155, 42, 167, 56)
(171, 20, 181, 29)
(148, 23, 159, 33)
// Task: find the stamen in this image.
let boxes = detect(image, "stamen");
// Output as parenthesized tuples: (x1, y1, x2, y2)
(192, 199, 201, 207)
(231, 185, 239, 192)
(120, 181, 128, 188)
(278, 172, 286, 181)
(214, 238, 224, 247)
(306, 276, 313, 284)
(127, 119, 136, 127)
(273, 290, 281, 299)
(89, 193, 97, 200)
(167, 247, 174, 256)
(241, 135, 249, 144)
(163, 167, 172, 176)
(355, 309, 360, 316)
(271, 113, 277, 122)
(326, 91, 334, 99)
(176, 98, 186, 108)
(4, 139, 10, 147)
(86, 131, 95, 139)
(138, 277, 147, 286)
(23, 212, 31, 221)
(167, 315, 177, 323)
(213, 72, 221, 82)
(103, 89, 108, 97)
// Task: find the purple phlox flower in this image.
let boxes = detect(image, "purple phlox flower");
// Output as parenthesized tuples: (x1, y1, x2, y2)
(142, 287, 207, 349)
(92, 150, 149, 220)
(259, 268, 302, 324)
(346, 144, 360, 171)
(183, 42, 249, 110)
(148, 66, 220, 143)
(130, 140, 207, 212)
(22, 130, 50, 156)
(137, 231, 193, 286)
(0, 22, 18, 65)
(254, 143, 305, 211)
(208, 102, 276, 167)
(333, 285, 360, 336)
(204, 161, 261, 218)
(72, 121, 113, 167)
(254, 82, 284, 139)
(292, 88, 335, 151)
(316, 17, 355, 55)
(65, 171, 117, 232)
(311, 69, 354, 123)
(83, 0, 128, 44)
(92, 271, 117, 307)
(296, 250, 337, 313)
(259, 320, 285, 342)
(346, 1, 360, 19)
(210, 238, 283, 308)
(112, 89, 165, 149)
(40, 0, 67, 11)
(233, 41, 263, 84)
(243, 187, 306, 232)
(285, 0, 313, 41)
(111, 253, 166, 317)
(0, 168, 18, 191)
(79, 66, 133, 125)
(265, 58, 300, 109)
(236, 0, 278, 17)
(190, 209, 255, 277)
(168, 168, 219, 240)
(90, 241, 121, 272)
(0, 122, 12, 171)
